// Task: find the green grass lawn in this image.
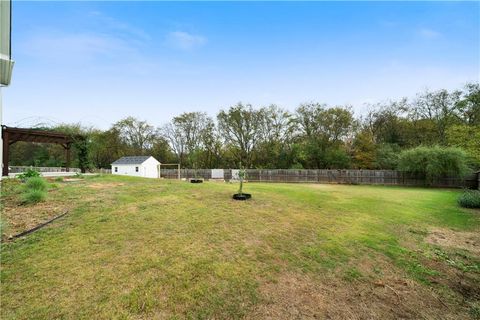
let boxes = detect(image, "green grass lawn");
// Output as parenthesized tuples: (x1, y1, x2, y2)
(1, 175, 479, 319)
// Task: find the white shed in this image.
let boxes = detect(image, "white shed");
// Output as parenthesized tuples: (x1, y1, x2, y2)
(111, 156, 160, 178)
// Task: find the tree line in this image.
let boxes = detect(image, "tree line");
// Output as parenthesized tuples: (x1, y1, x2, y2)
(9, 82, 480, 171)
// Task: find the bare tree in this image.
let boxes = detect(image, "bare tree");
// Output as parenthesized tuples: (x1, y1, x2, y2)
(160, 112, 214, 167)
(160, 122, 187, 165)
(410, 89, 462, 144)
(258, 105, 296, 144)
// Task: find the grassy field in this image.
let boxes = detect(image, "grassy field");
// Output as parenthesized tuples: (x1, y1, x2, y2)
(1, 175, 479, 319)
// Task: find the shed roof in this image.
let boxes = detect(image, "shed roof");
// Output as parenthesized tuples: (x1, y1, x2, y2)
(111, 156, 151, 165)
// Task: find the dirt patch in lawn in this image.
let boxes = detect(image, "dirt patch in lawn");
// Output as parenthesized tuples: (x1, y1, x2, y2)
(250, 256, 472, 320)
(63, 178, 84, 183)
(1, 178, 124, 239)
(426, 228, 480, 254)
(88, 182, 125, 189)
(250, 271, 468, 320)
(1, 200, 70, 239)
(420, 244, 480, 303)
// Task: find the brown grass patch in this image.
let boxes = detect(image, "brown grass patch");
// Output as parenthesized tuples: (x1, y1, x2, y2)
(2, 200, 70, 239)
(88, 182, 125, 189)
(250, 271, 469, 320)
(1, 178, 129, 239)
(63, 178, 84, 182)
(250, 255, 473, 320)
(426, 228, 480, 254)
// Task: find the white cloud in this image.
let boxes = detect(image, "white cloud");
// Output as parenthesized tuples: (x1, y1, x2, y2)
(418, 28, 441, 39)
(16, 29, 163, 78)
(18, 11, 152, 64)
(19, 31, 135, 61)
(166, 31, 207, 50)
(88, 10, 151, 42)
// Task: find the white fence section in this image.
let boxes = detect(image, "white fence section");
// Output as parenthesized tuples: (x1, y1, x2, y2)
(8, 172, 89, 178)
(211, 169, 224, 179)
(8, 166, 111, 175)
(9, 166, 81, 173)
(230, 170, 240, 181)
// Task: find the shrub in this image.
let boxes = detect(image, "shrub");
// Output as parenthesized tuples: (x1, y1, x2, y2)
(290, 162, 304, 169)
(25, 177, 48, 192)
(458, 190, 480, 209)
(22, 189, 47, 204)
(398, 146, 470, 184)
(54, 177, 64, 182)
(17, 168, 40, 181)
(325, 148, 351, 169)
(375, 144, 400, 169)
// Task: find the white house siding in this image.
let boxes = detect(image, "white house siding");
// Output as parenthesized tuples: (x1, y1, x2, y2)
(142, 157, 160, 178)
(112, 164, 144, 177)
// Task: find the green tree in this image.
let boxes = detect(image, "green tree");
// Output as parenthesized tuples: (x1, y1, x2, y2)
(113, 117, 156, 154)
(398, 146, 470, 185)
(363, 101, 412, 147)
(53, 123, 92, 171)
(352, 131, 376, 169)
(446, 124, 480, 168)
(410, 89, 462, 145)
(456, 82, 480, 126)
(217, 103, 263, 167)
(374, 144, 400, 170)
(256, 105, 297, 168)
(199, 120, 224, 168)
(89, 128, 126, 168)
(324, 147, 351, 169)
(296, 103, 355, 168)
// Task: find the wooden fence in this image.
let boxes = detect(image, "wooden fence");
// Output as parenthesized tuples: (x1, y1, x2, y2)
(159, 169, 479, 189)
(14, 166, 475, 188)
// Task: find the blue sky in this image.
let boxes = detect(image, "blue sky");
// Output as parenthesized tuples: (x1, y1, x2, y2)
(3, 1, 479, 129)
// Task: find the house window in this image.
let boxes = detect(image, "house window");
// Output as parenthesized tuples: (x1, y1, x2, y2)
(135, 167, 139, 172)
(114, 167, 118, 172)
